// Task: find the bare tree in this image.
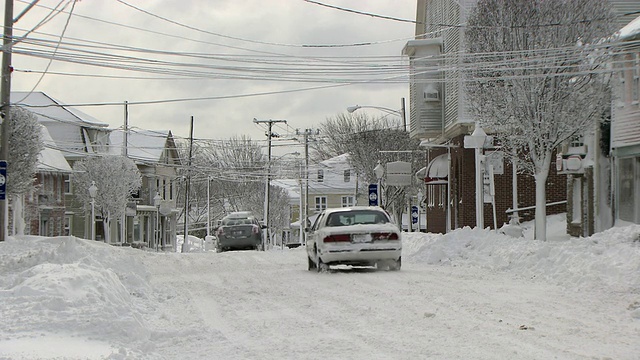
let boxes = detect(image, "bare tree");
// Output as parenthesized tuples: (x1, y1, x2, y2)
(314, 112, 422, 223)
(4, 107, 44, 235)
(180, 135, 292, 237)
(72, 155, 142, 242)
(465, 0, 615, 240)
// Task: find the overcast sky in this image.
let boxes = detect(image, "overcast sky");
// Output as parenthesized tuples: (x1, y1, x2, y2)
(7, 0, 416, 152)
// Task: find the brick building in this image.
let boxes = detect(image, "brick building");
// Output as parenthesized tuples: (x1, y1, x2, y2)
(419, 134, 566, 234)
(404, 0, 567, 234)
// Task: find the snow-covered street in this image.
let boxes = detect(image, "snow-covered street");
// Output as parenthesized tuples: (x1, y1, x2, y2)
(1, 215, 639, 359)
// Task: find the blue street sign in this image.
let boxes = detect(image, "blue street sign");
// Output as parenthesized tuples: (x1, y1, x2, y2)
(368, 183, 378, 206)
(0, 160, 6, 200)
(411, 205, 419, 224)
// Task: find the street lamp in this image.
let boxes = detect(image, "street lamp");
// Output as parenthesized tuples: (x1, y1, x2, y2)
(374, 161, 385, 208)
(347, 97, 407, 132)
(153, 192, 162, 251)
(88, 181, 98, 241)
(206, 176, 211, 238)
(464, 123, 489, 229)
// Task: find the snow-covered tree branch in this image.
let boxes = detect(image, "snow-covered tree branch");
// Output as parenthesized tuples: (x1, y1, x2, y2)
(465, 0, 616, 240)
(72, 155, 142, 242)
(5, 107, 43, 195)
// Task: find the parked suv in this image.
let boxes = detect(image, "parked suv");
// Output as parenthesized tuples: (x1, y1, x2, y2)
(215, 212, 265, 252)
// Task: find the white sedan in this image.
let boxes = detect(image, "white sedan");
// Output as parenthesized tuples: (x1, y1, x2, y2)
(306, 206, 402, 272)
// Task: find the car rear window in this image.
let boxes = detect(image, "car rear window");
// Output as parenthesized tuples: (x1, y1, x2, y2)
(326, 210, 389, 227)
(223, 218, 252, 226)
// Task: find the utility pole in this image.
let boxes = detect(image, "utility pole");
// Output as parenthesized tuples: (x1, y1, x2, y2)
(0, 0, 39, 241)
(401, 97, 407, 132)
(0, 0, 14, 241)
(119, 101, 129, 244)
(181, 116, 194, 253)
(254, 118, 286, 250)
(296, 128, 318, 246)
(303, 130, 309, 245)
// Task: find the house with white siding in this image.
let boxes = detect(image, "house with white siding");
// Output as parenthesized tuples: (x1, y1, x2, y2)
(12, 91, 110, 239)
(307, 154, 359, 213)
(612, 15, 640, 224)
(109, 128, 181, 249)
(19, 126, 73, 236)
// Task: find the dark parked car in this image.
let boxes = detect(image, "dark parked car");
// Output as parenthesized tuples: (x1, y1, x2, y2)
(215, 212, 265, 252)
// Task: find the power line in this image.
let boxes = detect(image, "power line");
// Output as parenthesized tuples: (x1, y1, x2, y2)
(303, 0, 417, 24)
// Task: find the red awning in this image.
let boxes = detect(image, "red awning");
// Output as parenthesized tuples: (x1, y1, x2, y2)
(422, 154, 448, 185)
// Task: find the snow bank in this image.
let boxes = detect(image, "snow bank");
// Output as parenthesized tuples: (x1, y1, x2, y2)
(0, 236, 157, 359)
(403, 216, 640, 293)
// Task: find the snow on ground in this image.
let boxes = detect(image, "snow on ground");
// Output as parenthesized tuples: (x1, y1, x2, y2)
(0, 214, 639, 359)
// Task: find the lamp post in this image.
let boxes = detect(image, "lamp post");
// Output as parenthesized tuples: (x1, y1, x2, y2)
(347, 97, 407, 132)
(464, 123, 488, 229)
(153, 192, 161, 251)
(206, 176, 211, 238)
(374, 161, 385, 208)
(88, 181, 97, 241)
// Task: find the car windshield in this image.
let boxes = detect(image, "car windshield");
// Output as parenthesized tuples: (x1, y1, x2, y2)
(325, 210, 388, 227)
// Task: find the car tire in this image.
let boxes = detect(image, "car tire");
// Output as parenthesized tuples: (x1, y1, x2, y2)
(307, 256, 316, 271)
(317, 258, 330, 273)
(389, 257, 401, 271)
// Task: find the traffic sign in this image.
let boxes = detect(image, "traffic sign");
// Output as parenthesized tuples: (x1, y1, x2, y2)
(411, 205, 419, 224)
(368, 184, 378, 206)
(0, 160, 6, 200)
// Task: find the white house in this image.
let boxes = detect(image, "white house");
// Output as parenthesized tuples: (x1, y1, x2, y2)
(109, 128, 181, 249)
(12, 91, 110, 239)
(612, 15, 640, 225)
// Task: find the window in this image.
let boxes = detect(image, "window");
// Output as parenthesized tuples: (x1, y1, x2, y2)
(317, 169, 324, 182)
(341, 196, 354, 207)
(635, 53, 640, 103)
(40, 218, 49, 236)
(64, 216, 71, 236)
(618, 157, 639, 223)
(315, 196, 327, 212)
(64, 175, 71, 194)
(343, 169, 350, 182)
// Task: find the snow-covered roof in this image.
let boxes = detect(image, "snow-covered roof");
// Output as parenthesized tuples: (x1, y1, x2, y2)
(37, 126, 72, 173)
(319, 153, 350, 168)
(11, 92, 108, 128)
(270, 179, 300, 201)
(108, 128, 170, 163)
(618, 15, 640, 40)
